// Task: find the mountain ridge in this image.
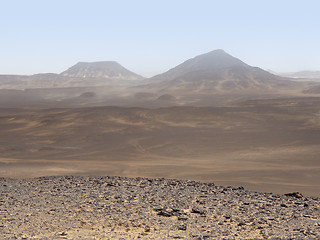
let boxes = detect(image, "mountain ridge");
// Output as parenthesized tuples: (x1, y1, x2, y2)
(0, 50, 316, 101)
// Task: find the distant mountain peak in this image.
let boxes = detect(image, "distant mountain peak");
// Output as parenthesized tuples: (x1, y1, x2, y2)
(142, 49, 298, 95)
(187, 49, 248, 69)
(202, 49, 228, 55)
(74, 61, 120, 67)
(149, 49, 248, 82)
(60, 61, 144, 80)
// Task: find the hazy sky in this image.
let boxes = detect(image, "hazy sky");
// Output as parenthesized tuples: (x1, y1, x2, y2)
(1, 0, 320, 77)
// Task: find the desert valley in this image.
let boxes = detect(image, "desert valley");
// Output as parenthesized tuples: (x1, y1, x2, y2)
(1, 50, 320, 239)
(1, 49, 320, 195)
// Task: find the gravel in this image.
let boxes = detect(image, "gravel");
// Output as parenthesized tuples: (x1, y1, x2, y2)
(0, 176, 319, 239)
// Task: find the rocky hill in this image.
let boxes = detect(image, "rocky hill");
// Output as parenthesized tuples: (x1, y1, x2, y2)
(143, 50, 298, 94)
(60, 61, 144, 80)
(149, 49, 249, 82)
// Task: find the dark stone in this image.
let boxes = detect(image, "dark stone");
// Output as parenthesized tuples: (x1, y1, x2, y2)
(171, 235, 183, 239)
(191, 208, 205, 214)
(153, 207, 164, 212)
(178, 215, 188, 221)
(178, 224, 187, 231)
(157, 210, 172, 217)
(171, 207, 181, 212)
(145, 226, 150, 232)
(285, 192, 303, 198)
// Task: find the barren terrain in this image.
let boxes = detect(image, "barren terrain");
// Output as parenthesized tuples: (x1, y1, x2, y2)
(1, 176, 320, 239)
(1, 97, 320, 197)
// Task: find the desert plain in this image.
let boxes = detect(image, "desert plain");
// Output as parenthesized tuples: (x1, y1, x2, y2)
(1, 97, 320, 197)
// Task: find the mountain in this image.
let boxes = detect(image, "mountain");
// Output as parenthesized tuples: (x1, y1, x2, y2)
(0, 61, 145, 90)
(60, 61, 144, 80)
(149, 49, 248, 82)
(144, 50, 297, 94)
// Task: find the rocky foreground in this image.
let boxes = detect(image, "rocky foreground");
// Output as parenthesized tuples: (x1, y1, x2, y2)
(0, 176, 319, 239)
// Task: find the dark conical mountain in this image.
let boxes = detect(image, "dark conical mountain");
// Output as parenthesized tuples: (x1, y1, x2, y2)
(149, 49, 248, 82)
(146, 49, 296, 93)
(61, 61, 144, 80)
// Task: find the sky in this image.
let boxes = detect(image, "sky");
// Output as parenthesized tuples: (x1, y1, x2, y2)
(1, 0, 320, 77)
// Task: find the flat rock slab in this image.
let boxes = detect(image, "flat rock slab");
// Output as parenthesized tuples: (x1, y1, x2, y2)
(0, 176, 319, 239)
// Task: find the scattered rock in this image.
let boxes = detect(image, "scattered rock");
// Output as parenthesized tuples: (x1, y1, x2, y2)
(171, 235, 183, 239)
(178, 215, 188, 221)
(0, 176, 319, 239)
(144, 226, 150, 232)
(178, 224, 187, 230)
(191, 208, 205, 214)
(285, 192, 303, 198)
(157, 210, 173, 217)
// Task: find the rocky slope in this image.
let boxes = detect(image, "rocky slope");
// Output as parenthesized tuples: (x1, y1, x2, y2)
(1, 176, 319, 239)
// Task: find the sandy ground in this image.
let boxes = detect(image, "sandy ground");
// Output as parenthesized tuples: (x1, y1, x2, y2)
(1, 98, 320, 197)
